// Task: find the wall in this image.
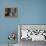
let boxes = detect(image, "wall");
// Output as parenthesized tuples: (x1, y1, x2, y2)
(0, 0, 46, 44)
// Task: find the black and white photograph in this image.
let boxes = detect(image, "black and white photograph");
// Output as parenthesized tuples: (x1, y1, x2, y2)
(5, 8, 18, 17)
